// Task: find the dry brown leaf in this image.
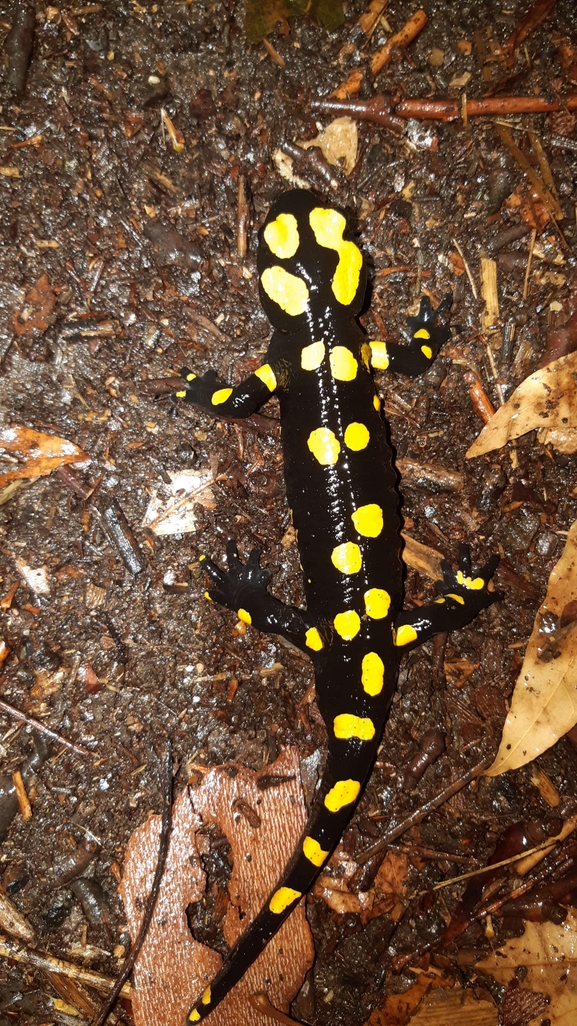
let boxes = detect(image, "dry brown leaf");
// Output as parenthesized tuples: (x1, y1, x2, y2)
(300, 117, 358, 175)
(0, 424, 89, 487)
(409, 986, 498, 1026)
(486, 519, 577, 775)
(120, 748, 313, 1026)
(476, 910, 577, 1023)
(466, 351, 577, 458)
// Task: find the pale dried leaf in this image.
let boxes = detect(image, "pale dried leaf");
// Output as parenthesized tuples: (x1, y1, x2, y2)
(120, 748, 313, 1026)
(0, 424, 89, 487)
(466, 351, 577, 458)
(476, 911, 577, 1024)
(486, 519, 577, 775)
(142, 468, 216, 536)
(301, 117, 358, 175)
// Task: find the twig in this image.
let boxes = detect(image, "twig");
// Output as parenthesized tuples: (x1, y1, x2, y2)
(523, 227, 537, 301)
(249, 992, 303, 1024)
(371, 9, 428, 76)
(0, 697, 93, 758)
(312, 93, 577, 125)
(92, 741, 173, 1026)
(0, 937, 131, 997)
(451, 238, 478, 299)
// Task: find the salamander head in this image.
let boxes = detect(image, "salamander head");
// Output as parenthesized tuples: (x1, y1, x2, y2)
(257, 189, 367, 333)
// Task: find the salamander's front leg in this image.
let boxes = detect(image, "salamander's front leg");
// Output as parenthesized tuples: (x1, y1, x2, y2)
(176, 361, 279, 418)
(395, 545, 500, 651)
(369, 294, 452, 378)
(201, 541, 324, 656)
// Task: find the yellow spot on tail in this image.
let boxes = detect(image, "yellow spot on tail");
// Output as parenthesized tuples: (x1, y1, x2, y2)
(331, 542, 362, 575)
(364, 588, 391, 619)
(362, 651, 384, 696)
(305, 627, 324, 651)
(307, 427, 341, 466)
(254, 363, 277, 391)
(351, 503, 383, 538)
(374, 394, 381, 411)
(333, 713, 376, 741)
(344, 422, 370, 451)
(211, 387, 232, 405)
(269, 886, 302, 914)
(395, 623, 418, 646)
(456, 571, 485, 590)
(261, 266, 309, 316)
(189, 1011, 201, 1022)
(263, 212, 300, 259)
(421, 345, 433, 359)
(309, 207, 363, 306)
(201, 987, 211, 1006)
(446, 592, 465, 605)
(329, 346, 358, 381)
(176, 390, 187, 398)
(186, 372, 197, 381)
(369, 341, 389, 370)
(303, 836, 328, 866)
(333, 609, 361, 640)
(237, 608, 252, 624)
(324, 779, 361, 812)
(414, 328, 430, 339)
(301, 340, 325, 370)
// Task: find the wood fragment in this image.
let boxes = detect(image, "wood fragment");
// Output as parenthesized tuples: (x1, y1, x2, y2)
(371, 9, 428, 76)
(479, 256, 499, 333)
(98, 498, 146, 575)
(530, 767, 561, 808)
(237, 175, 249, 259)
(11, 770, 31, 821)
(4, 0, 36, 97)
(262, 38, 285, 68)
(501, 0, 557, 67)
(463, 371, 496, 424)
(0, 890, 35, 944)
(357, 0, 389, 40)
(0, 937, 131, 997)
(495, 123, 563, 225)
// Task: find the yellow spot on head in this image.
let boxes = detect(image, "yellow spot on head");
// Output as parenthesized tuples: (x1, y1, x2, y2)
(333, 609, 361, 640)
(303, 836, 328, 866)
(362, 651, 384, 696)
(369, 341, 389, 370)
(421, 344, 433, 360)
(237, 608, 252, 624)
(261, 266, 309, 316)
(201, 987, 211, 1006)
(309, 207, 363, 306)
(175, 390, 187, 398)
(186, 372, 197, 381)
(269, 886, 302, 914)
(351, 503, 383, 538)
(329, 345, 358, 381)
(331, 542, 362, 575)
(333, 713, 376, 741)
(395, 623, 418, 647)
(364, 588, 391, 619)
(189, 1011, 201, 1022)
(211, 387, 233, 405)
(344, 422, 370, 451)
(414, 328, 430, 339)
(374, 394, 381, 411)
(254, 363, 277, 391)
(446, 592, 465, 605)
(305, 627, 324, 651)
(263, 212, 300, 259)
(324, 779, 361, 812)
(301, 340, 325, 370)
(307, 427, 341, 466)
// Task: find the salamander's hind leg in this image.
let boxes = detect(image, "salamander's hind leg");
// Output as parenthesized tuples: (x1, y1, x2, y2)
(201, 541, 323, 655)
(395, 544, 501, 651)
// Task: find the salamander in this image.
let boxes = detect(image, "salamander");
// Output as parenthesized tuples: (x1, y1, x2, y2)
(175, 189, 498, 1022)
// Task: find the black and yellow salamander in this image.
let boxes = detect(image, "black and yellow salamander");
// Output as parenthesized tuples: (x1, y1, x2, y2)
(175, 189, 498, 1022)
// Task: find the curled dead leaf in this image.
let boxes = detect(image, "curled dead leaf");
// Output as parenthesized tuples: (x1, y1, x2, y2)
(0, 424, 89, 488)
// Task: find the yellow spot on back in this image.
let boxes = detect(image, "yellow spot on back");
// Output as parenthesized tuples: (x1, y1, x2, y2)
(303, 836, 328, 866)
(176, 390, 187, 398)
(374, 394, 381, 411)
(395, 623, 418, 646)
(186, 372, 197, 381)
(189, 1012, 201, 1022)
(237, 608, 252, 624)
(421, 344, 433, 360)
(309, 207, 363, 306)
(369, 341, 389, 370)
(331, 542, 362, 574)
(362, 651, 384, 695)
(446, 592, 465, 605)
(305, 627, 324, 651)
(261, 266, 309, 316)
(254, 363, 277, 391)
(263, 212, 300, 259)
(324, 779, 361, 812)
(333, 609, 361, 640)
(301, 340, 325, 370)
(361, 342, 371, 369)
(333, 713, 376, 741)
(364, 588, 391, 619)
(212, 387, 233, 405)
(308, 427, 341, 465)
(351, 503, 383, 538)
(329, 346, 358, 381)
(414, 328, 430, 339)
(344, 422, 370, 451)
(269, 886, 302, 914)
(201, 987, 211, 1006)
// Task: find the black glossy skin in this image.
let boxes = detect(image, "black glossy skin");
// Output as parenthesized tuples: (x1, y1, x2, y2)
(177, 190, 498, 1023)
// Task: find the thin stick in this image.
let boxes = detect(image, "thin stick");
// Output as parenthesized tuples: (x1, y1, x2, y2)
(451, 238, 478, 299)
(0, 698, 93, 758)
(0, 938, 131, 997)
(92, 741, 173, 1026)
(523, 228, 537, 301)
